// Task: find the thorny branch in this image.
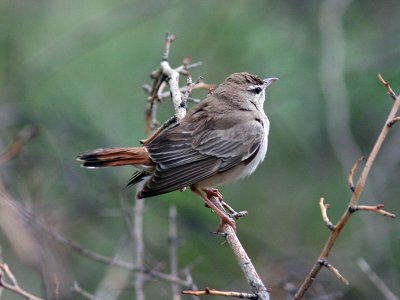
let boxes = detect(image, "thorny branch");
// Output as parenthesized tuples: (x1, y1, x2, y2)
(294, 75, 398, 299)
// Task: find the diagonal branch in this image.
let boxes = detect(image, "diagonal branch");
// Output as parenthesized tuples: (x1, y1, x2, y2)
(357, 258, 399, 300)
(294, 76, 399, 299)
(0, 125, 38, 165)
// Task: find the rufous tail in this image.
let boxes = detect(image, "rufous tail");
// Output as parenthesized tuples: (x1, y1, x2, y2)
(77, 147, 153, 168)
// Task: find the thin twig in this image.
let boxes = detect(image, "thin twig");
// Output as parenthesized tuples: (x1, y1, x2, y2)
(378, 73, 397, 101)
(319, 198, 335, 231)
(72, 282, 104, 300)
(142, 82, 214, 102)
(0, 263, 43, 300)
(349, 204, 395, 218)
(182, 287, 258, 299)
(133, 198, 145, 300)
(141, 34, 205, 145)
(294, 76, 399, 299)
(348, 157, 364, 192)
(0, 125, 38, 165)
(181, 267, 200, 300)
(0, 192, 188, 286)
(318, 259, 349, 285)
(169, 205, 180, 300)
(357, 258, 399, 300)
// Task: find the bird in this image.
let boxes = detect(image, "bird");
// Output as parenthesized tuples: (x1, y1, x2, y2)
(78, 72, 278, 230)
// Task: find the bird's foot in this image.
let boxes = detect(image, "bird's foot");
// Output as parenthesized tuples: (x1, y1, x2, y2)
(217, 214, 236, 232)
(202, 188, 223, 201)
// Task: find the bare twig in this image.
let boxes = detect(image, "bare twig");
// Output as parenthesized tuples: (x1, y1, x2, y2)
(318, 259, 349, 285)
(182, 287, 258, 299)
(142, 82, 214, 102)
(349, 204, 395, 218)
(169, 205, 180, 300)
(0, 191, 188, 286)
(0, 263, 43, 300)
(347, 157, 364, 192)
(378, 73, 397, 101)
(319, 198, 335, 231)
(141, 34, 205, 145)
(208, 197, 270, 300)
(357, 258, 399, 300)
(181, 267, 200, 300)
(0, 124, 38, 165)
(72, 282, 104, 300)
(294, 76, 399, 299)
(133, 198, 145, 300)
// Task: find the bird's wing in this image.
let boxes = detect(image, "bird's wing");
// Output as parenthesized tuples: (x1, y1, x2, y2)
(137, 114, 264, 198)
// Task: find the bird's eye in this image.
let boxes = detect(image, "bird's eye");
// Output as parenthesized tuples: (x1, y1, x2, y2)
(247, 85, 263, 94)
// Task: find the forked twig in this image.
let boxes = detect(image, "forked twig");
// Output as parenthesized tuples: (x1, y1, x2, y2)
(294, 75, 399, 299)
(0, 263, 43, 300)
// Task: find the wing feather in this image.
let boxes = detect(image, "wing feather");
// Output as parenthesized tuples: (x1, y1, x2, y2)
(138, 112, 265, 198)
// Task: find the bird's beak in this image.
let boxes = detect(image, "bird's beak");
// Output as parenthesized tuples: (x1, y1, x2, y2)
(263, 77, 279, 88)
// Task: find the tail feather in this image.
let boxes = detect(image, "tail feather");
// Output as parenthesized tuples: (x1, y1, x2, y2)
(77, 147, 153, 168)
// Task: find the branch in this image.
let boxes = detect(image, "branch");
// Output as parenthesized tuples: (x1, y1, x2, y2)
(72, 281, 104, 300)
(0, 191, 189, 287)
(133, 198, 145, 300)
(378, 73, 397, 101)
(207, 197, 270, 300)
(357, 258, 399, 300)
(294, 76, 399, 299)
(318, 259, 349, 285)
(0, 263, 43, 300)
(169, 205, 180, 300)
(141, 33, 206, 144)
(349, 204, 395, 218)
(319, 198, 335, 231)
(347, 156, 364, 192)
(0, 125, 38, 165)
(182, 288, 258, 299)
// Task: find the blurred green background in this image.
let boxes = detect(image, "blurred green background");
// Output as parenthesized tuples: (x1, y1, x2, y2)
(1, 0, 399, 299)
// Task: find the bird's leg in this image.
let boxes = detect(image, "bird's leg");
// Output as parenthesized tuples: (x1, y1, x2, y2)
(220, 201, 248, 220)
(203, 188, 248, 220)
(191, 186, 236, 232)
(202, 188, 223, 201)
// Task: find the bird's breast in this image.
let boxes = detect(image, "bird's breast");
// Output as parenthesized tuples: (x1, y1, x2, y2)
(240, 115, 269, 178)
